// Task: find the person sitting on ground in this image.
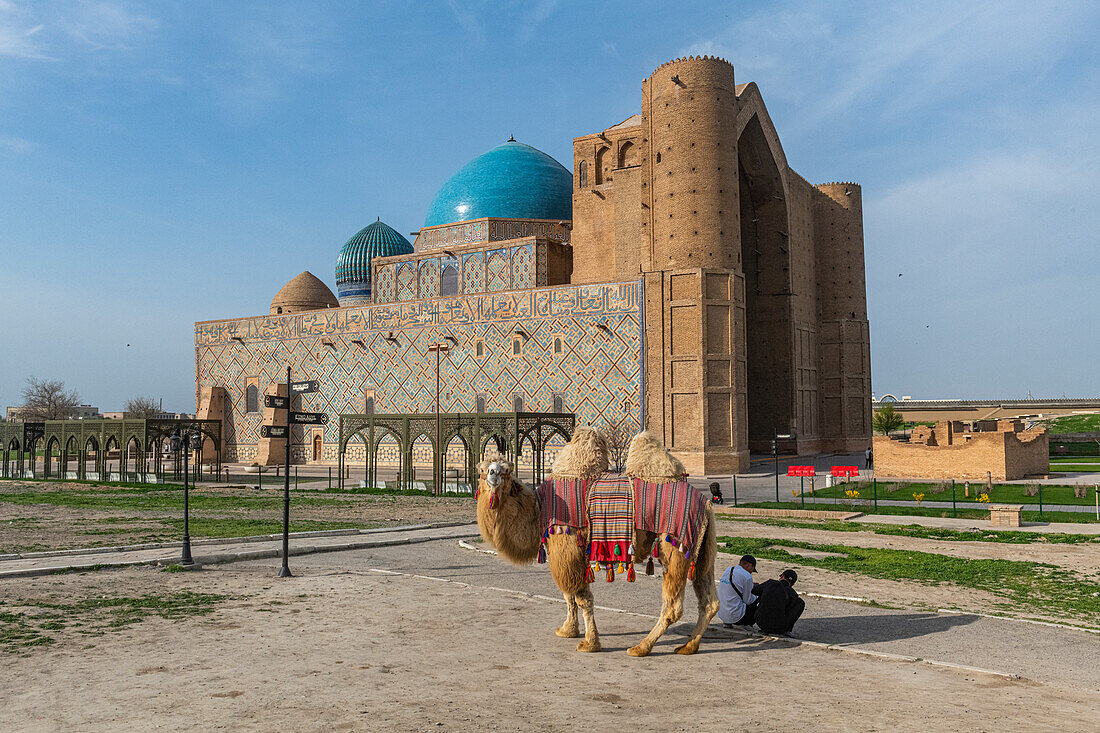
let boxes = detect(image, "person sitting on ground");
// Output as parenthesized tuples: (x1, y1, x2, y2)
(753, 569, 804, 637)
(709, 481, 724, 504)
(717, 554, 758, 627)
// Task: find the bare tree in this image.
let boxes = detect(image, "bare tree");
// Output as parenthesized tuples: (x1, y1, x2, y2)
(20, 377, 81, 420)
(124, 396, 162, 418)
(601, 417, 632, 472)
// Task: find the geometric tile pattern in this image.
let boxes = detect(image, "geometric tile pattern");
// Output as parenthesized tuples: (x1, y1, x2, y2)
(418, 258, 439, 298)
(463, 252, 484, 293)
(396, 263, 415, 301)
(375, 262, 396, 303)
(512, 244, 534, 289)
(486, 249, 508, 292)
(196, 281, 643, 457)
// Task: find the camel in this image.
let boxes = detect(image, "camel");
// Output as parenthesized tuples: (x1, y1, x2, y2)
(476, 427, 719, 656)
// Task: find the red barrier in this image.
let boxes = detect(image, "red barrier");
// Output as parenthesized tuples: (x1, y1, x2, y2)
(830, 465, 860, 477)
(787, 465, 816, 477)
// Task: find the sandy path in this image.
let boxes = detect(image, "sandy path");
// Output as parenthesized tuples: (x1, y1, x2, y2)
(2, 562, 1096, 732)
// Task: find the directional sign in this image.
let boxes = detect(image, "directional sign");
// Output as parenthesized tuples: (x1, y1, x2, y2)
(264, 395, 289, 409)
(289, 380, 319, 395)
(260, 425, 288, 438)
(289, 411, 328, 425)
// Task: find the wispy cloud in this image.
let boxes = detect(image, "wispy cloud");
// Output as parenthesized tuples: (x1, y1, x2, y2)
(516, 0, 560, 45)
(0, 1, 52, 59)
(62, 0, 157, 51)
(0, 135, 36, 154)
(447, 0, 483, 44)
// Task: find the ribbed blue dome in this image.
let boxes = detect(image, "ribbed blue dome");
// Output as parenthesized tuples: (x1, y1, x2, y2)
(423, 140, 572, 227)
(336, 219, 413, 303)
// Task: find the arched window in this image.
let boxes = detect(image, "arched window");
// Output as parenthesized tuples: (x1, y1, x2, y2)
(245, 385, 259, 413)
(553, 336, 562, 354)
(618, 140, 636, 167)
(476, 340, 485, 358)
(656, 152, 661, 164)
(595, 146, 610, 185)
(578, 160, 588, 189)
(441, 258, 459, 296)
(512, 339, 521, 355)
(513, 394, 524, 412)
(365, 396, 375, 415)
(553, 394, 564, 413)
(476, 394, 486, 413)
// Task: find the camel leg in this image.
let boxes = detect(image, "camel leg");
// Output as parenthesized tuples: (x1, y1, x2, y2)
(675, 511, 719, 655)
(628, 543, 686, 657)
(556, 593, 580, 638)
(575, 587, 601, 652)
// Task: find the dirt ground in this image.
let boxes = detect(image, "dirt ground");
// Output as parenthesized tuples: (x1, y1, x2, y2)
(2, 559, 1096, 732)
(0, 480, 476, 552)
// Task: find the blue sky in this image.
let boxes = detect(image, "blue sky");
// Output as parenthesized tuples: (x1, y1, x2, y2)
(1, 0, 1097, 413)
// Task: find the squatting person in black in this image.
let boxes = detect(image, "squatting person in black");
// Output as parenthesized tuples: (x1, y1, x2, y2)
(752, 569, 804, 637)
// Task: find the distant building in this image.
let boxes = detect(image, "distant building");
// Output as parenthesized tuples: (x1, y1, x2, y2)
(5, 404, 100, 422)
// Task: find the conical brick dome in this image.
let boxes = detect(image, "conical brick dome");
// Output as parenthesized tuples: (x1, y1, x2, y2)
(271, 271, 339, 315)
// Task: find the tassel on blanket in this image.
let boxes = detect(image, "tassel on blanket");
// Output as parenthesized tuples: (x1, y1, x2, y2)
(585, 563, 595, 583)
(645, 558, 654, 576)
(688, 561, 696, 581)
(537, 544, 547, 564)
(627, 563, 636, 582)
(489, 492, 498, 510)
(606, 564, 614, 583)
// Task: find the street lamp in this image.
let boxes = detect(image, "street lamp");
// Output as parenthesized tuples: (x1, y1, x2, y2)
(170, 428, 202, 565)
(427, 342, 452, 496)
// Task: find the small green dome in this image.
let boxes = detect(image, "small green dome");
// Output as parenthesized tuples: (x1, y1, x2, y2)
(336, 219, 413, 302)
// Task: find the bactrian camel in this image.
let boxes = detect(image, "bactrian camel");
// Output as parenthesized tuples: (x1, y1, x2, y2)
(476, 427, 719, 656)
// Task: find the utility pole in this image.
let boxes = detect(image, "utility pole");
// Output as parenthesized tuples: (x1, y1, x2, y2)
(427, 342, 451, 496)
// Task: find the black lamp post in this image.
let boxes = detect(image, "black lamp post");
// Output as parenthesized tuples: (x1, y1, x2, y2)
(171, 428, 202, 565)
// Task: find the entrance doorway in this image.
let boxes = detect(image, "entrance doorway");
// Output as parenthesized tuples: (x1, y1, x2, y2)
(312, 433, 322, 462)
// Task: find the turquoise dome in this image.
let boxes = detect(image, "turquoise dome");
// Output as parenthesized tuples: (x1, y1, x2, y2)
(336, 219, 413, 303)
(423, 140, 572, 227)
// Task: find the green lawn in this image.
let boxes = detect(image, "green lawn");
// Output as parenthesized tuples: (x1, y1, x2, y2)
(808, 480, 1096, 505)
(716, 535, 1100, 624)
(719, 516, 1100, 544)
(1042, 414, 1100, 433)
(740, 500, 1098, 524)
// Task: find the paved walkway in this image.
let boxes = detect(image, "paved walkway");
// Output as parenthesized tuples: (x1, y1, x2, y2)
(0, 523, 481, 578)
(848, 513, 1100, 534)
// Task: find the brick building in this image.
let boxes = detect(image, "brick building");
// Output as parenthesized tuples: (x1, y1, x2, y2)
(194, 55, 872, 473)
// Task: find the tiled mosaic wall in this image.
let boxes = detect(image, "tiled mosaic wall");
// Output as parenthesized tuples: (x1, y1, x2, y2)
(414, 218, 569, 251)
(196, 281, 643, 462)
(374, 242, 541, 304)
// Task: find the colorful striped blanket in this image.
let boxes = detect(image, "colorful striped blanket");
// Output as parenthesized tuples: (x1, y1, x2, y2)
(633, 478, 708, 560)
(535, 475, 709, 574)
(586, 473, 635, 564)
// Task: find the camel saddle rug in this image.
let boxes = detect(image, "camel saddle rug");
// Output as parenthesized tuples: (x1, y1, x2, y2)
(586, 473, 635, 564)
(633, 478, 707, 560)
(536, 475, 708, 566)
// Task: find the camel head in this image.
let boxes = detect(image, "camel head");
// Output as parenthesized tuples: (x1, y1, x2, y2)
(623, 430, 686, 482)
(550, 426, 609, 479)
(475, 455, 540, 564)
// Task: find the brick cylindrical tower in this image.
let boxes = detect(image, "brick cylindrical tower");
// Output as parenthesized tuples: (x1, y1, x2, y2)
(642, 56, 739, 272)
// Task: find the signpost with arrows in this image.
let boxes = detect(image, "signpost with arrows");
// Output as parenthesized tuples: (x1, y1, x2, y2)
(270, 367, 324, 578)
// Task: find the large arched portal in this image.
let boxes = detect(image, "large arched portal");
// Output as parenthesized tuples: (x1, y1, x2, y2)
(738, 114, 794, 451)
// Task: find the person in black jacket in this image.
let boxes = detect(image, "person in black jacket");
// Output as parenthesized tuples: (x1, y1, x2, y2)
(752, 569, 804, 636)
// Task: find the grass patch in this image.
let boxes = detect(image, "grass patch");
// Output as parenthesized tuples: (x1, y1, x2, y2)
(156, 517, 369, 537)
(1049, 465, 1100, 473)
(717, 535, 1100, 623)
(720, 516, 1100, 544)
(0, 590, 228, 651)
(1042, 414, 1100, 433)
(740, 501, 1098, 524)
(809, 481, 1096, 506)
